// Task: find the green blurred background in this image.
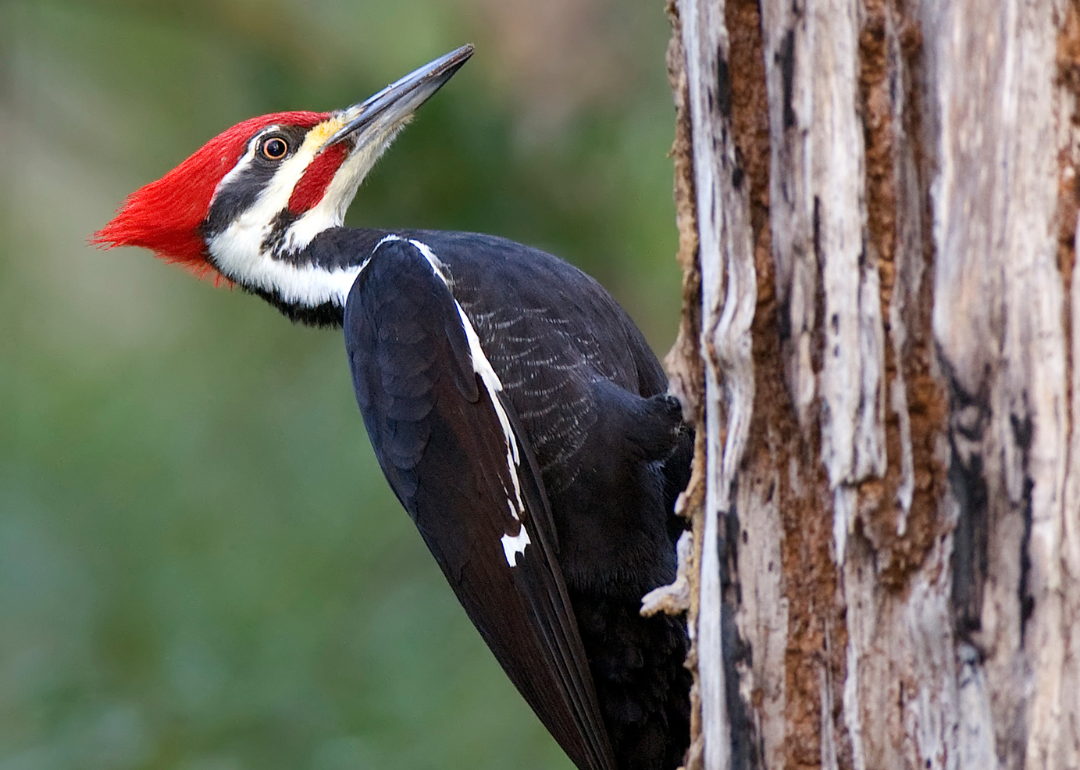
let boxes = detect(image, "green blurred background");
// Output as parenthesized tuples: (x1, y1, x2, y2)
(0, 1, 680, 768)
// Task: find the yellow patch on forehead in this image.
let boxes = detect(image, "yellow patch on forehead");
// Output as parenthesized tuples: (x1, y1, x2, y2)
(302, 115, 348, 152)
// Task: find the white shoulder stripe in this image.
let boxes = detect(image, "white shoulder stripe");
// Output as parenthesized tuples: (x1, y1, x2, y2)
(397, 238, 532, 569)
(374, 233, 403, 250)
(407, 238, 453, 285)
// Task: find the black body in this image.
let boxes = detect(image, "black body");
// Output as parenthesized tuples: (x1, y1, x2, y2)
(96, 45, 690, 770)
(298, 228, 692, 770)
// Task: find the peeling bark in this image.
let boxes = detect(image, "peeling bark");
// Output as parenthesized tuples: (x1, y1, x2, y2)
(663, 0, 1080, 768)
(675, 0, 758, 768)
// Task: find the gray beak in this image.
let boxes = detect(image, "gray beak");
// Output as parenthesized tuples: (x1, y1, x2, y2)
(325, 45, 474, 149)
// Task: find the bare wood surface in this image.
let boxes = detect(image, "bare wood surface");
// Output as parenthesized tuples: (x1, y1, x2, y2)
(672, 0, 758, 767)
(665, 0, 1080, 767)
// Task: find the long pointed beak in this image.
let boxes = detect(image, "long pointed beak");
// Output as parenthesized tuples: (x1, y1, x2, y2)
(324, 45, 474, 149)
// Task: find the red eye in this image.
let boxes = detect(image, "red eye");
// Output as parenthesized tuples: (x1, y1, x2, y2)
(261, 137, 289, 160)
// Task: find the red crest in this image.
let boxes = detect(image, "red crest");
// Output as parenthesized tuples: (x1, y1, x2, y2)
(92, 111, 329, 275)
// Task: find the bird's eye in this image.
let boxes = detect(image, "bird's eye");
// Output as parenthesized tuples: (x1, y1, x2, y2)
(260, 137, 289, 160)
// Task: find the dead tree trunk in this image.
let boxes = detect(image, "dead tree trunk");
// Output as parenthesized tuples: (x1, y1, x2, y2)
(660, 0, 1080, 767)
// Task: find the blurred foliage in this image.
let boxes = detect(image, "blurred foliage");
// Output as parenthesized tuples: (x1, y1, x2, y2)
(0, 0, 681, 768)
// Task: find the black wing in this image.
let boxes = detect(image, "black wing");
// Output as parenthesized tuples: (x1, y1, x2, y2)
(343, 238, 616, 770)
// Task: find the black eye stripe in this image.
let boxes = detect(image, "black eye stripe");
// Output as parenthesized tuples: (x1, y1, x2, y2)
(203, 125, 312, 239)
(203, 125, 308, 238)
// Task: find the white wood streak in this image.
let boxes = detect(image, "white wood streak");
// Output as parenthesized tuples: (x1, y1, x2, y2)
(956, 643, 996, 770)
(759, 0, 816, 433)
(733, 468, 787, 770)
(832, 486, 856, 580)
(762, 0, 886, 562)
(680, 0, 757, 766)
(810, 0, 885, 562)
(840, 540, 869, 770)
(1059, 211, 1080, 770)
(904, 524, 962, 770)
(682, 0, 730, 763)
(1019, 8, 1080, 768)
(820, 653, 840, 770)
(755, 1, 971, 767)
(933, 0, 1077, 766)
(931, 1, 1005, 399)
(887, 5, 927, 526)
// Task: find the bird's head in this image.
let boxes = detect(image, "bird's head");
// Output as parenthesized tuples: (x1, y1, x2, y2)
(94, 45, 472, 317)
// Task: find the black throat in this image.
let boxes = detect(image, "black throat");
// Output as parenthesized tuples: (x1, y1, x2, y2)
(246, 287, 348, 328)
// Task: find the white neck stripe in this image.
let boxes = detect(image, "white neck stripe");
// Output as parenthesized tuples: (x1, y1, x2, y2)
(382, 237, 533, 569)
(205, 121, 402, 310)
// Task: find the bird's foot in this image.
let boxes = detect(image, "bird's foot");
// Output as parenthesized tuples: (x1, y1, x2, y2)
(640, 530, 692, 617)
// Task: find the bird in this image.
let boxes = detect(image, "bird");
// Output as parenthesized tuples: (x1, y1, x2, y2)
(94, 45, 692, 770)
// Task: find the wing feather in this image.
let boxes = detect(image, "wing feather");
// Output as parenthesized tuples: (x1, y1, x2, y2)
(344, 239, 615, 770)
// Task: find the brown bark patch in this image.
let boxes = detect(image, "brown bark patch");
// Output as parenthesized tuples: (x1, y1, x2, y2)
(665, 0, 705, 427)
(1057, 0, 1080, 419)
(857, 0, 945, 589)
(663, 5, 706, 768)
(724, 0, 850, 767)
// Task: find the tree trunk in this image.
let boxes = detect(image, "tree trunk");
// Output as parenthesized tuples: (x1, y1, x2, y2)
(660, 0, 1080, 767)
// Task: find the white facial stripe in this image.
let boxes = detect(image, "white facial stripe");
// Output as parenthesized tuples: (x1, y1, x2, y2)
(214, 122, 335, 231)
(215, 131, 263, 191)
(206, 122, 404, 309)
(281, 126, 403, 255)
(208, 123, 342, 299)
(395, 237, 531, 568)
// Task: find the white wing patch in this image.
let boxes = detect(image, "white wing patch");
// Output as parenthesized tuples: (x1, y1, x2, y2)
(393, 237, 532, 568)
(501, 526, 532, 568)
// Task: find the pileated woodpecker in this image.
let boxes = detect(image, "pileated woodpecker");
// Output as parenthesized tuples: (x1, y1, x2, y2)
(95, 46, 691, 770)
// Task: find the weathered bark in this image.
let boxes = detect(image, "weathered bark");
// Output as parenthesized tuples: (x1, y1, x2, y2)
(660, 0, 1080, 768)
